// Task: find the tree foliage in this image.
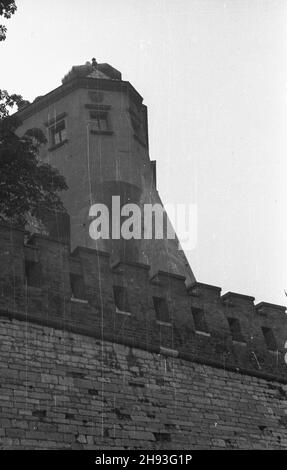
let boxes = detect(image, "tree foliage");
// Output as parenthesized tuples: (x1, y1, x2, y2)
(0, 91, 68, 228)
(0, 1, 17, 41)
(0, 2, 68, 231)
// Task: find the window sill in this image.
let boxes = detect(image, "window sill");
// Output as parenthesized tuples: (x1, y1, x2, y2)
(268, 349, 279, 355)
(115, 307, 131, 316)
(71, 297, 88, 304)
(90, 130, 114, 136)
(156, 320, 172, 327)
(195, 330, 210, 337)
(48, 139, 68, 152)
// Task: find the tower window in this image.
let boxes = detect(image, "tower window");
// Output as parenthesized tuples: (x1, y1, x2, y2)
(113, 285, 130, 313)
(153, 296, 170, 323)
(49, 120, 67, 147)
(262, 327, 277, 351)
(70, 273, 86, 300)
(227, 317, 245, 343)
(25, 260, 41, 288)
(89, 111, 109, 132)
(192, 307, 209, 333)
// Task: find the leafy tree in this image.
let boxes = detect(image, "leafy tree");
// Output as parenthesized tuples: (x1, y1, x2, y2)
(0, 2, 68, 233)
(0, 1, 17, 41)
(0, 91, 68, 229)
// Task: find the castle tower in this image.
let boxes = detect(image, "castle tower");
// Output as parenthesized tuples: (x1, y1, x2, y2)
(16, 60, 195, 284)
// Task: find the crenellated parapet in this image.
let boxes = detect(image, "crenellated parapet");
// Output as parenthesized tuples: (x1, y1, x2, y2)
(0, 224, 286, 381)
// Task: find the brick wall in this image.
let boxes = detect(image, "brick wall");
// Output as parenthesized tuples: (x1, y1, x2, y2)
(0, 317, 287, 450)
(0, 223, 286, 449)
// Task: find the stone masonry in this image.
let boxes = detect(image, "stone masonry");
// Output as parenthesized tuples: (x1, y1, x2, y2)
(0, 224, 286, 449)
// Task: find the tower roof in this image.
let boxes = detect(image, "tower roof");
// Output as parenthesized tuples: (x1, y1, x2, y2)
(15, 61, 141, 120)
(62, 60, 122, 84)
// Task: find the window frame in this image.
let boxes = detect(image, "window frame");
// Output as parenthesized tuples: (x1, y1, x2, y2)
(89, 110, 109, 132)
(48, 118, 68, 150)
(113, 285, 131, 315)
(227, 317, 245, 343)
(25, 260, 42, 288)
(88, 109, 113, 135)
(191, 307, 210, 335)
(70, 273, 87, 302)
(261, 326, 277, 352)
(153, 296, 171, 324)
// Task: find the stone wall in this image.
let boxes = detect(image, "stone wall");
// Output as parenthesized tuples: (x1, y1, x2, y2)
(0, 317, 286, 449)
(0, 223, 286, 449)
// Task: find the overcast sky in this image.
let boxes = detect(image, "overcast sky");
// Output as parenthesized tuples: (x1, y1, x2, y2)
(1, 0, 287, 306)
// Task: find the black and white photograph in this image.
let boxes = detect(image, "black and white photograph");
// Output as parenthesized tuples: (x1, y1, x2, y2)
(0, 0, 286, 457)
